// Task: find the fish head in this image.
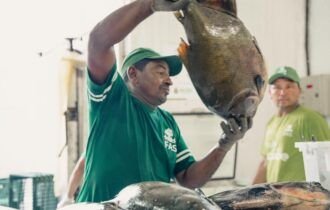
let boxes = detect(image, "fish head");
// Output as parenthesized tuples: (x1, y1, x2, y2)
(178, 0, 267, 119)
(209, 182, 330, 209)
(209, 57, 267, 119)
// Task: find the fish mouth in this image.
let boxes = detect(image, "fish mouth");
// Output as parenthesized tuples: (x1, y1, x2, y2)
(218, 89, 260, 118)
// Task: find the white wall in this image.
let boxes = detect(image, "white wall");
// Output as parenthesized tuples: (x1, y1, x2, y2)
(0, 0, 123, 179)
(309, 0, 330, 74)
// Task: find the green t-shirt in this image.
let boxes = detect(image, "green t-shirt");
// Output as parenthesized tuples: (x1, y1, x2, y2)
(261, 106, 330, 183)
(77, 65, 195, 202)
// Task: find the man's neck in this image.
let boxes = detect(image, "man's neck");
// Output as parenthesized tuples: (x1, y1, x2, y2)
(277, 103, 300, 117)
(132, 93, 158, 111)
(127, 82, 158, 110)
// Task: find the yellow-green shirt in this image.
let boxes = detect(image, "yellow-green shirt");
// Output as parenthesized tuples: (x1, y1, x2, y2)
(261, 106, 330, 182)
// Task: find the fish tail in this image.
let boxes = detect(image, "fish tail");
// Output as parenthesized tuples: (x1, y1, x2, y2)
(174, 11, 184, 24)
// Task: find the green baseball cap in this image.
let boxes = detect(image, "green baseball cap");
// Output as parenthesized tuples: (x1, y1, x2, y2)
(268, 66, 300, 84)
(120, 48, 182, 77)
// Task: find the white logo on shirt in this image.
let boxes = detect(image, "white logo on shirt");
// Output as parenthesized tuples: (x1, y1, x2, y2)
(283, 124, 293, 137)
(267, 152, 289, 161)
(164, 128, 177, 152)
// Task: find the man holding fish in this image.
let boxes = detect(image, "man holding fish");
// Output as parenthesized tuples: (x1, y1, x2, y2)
(58, 0, 253, 207)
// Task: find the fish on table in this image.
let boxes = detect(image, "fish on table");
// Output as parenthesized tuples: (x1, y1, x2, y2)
(58, 181, 330, 210)
(58, 181, 221, 210)
(175, 0, 268, 120)
(208, 181, 330, 210)
(108, 181, 221, 210)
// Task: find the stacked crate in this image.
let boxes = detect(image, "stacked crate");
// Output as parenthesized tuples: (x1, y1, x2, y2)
(0, 173, 57, 210)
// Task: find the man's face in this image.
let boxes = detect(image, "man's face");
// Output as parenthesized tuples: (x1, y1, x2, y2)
(132, 60, 173, 106)
(269, 78, 301, 109)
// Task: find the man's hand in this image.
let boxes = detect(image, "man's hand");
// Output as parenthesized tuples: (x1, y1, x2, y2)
(57, 195, 74, 208)
(150, 0, 190, 11)
(218, 116, 252, 151)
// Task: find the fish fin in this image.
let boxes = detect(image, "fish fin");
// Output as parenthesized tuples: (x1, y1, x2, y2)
(233, 198, 282, 209)
(252, 36, 264, 59)
(198, 0, 237, 16)
(174, 11, 184, 24)
(177, 38, 189, 67)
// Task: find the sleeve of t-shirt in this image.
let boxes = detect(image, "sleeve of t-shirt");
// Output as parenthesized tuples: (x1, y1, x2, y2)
(86, 64, 125, 126)
(86, 64, 119, 106)
(174, 134, 196, 175)
(302, 111, 330, 141)
(170, 117, 196, 175)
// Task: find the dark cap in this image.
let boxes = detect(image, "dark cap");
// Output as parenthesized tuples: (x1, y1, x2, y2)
(120, 48, 182, 77)
(268, 66, 300, 84)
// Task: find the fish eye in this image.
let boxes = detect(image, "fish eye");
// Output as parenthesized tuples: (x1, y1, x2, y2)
(254, 75, 265, 93)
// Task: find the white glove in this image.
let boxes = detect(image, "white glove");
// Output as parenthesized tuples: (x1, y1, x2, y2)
(57, 195, 74, 209)
(150, 0, 190, 11)
(218, 116, 252, 151)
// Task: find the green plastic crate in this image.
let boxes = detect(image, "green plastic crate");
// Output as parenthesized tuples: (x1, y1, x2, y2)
(0, 178, 10, 207)
(7, 173, 57, 210)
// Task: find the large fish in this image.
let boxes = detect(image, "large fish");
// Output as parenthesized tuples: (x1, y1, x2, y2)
(208, 182, 330, 210)
(58, 181, 220, 210)
(175, 0, 267, 119)
(59, 181, 330, 210)
(109, 181, 221, 209)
